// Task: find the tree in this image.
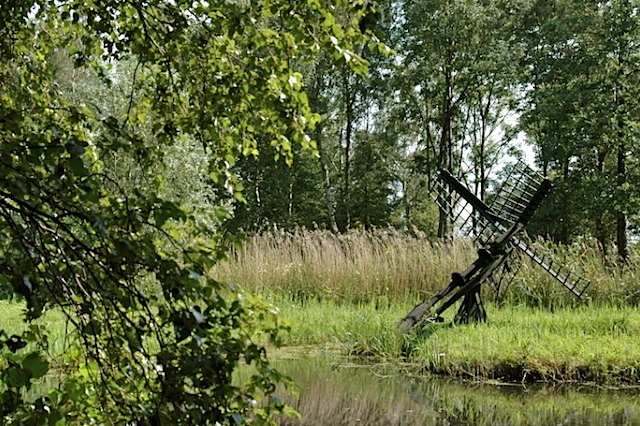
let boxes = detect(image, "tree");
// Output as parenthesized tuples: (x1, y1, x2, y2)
(225, 144, 327, 231)
(307, 52, 342, 232)
(520, 0, 640, 261)
(394, 0, 524, 237)
(0, 0, 371, 423)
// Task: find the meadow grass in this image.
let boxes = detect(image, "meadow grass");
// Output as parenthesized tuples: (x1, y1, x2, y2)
(2, 295, 639, 386)
(271, 297, 640, 386)
(4, 229, 640, 386)
(213, 228, 476, 303)
(212, 229, 640, 384)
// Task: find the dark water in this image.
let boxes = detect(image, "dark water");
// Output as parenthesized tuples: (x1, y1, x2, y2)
(270, 356, 640, 426)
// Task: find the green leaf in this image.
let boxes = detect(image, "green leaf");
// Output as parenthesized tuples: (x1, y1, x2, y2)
(22, 352, 49, 379)
(4, 365, 31, 388)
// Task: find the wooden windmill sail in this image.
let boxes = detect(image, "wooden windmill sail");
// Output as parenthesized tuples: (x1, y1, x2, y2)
(399, 162, 591, 330)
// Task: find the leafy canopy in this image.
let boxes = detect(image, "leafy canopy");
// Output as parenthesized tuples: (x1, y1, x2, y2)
(0, 0, 375, 423)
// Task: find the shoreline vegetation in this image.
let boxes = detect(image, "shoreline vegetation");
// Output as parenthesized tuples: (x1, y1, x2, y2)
(3, 229, 639, 388)
(213, 228, 640, 387)
(276, 300, 640, 387)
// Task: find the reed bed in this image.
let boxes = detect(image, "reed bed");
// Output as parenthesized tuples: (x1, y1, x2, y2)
(214, 228, 476, 303)
(213, 228, 640, 307)
(213, 229, 640, 383)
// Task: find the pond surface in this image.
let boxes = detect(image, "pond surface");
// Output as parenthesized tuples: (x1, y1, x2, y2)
(270, 355, 640, 426)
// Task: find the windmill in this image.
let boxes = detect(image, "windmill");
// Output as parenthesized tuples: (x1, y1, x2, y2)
(399, 162, 591, 330)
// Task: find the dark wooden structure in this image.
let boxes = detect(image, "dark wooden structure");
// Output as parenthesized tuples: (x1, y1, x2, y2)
(399, 163, 591, 330)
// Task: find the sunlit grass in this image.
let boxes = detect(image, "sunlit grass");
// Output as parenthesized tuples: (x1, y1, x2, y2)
(5, 229, 640, 386)
(413, 304, 640, 384)
(211, 229, 640, 383)
(273, 297, 640, 385)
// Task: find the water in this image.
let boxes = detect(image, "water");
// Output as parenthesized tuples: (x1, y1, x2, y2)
(271, 355, 640, 425)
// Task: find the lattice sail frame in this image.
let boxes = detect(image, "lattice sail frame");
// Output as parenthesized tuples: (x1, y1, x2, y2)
(433, 162, 590, 300)
(399, 162, 591, 330)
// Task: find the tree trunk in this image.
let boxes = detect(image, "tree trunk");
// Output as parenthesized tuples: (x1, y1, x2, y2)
(595, 149, 609, 260)
(308, 56, 339, 233)
(341, 66, 354, 231)
(317, 134, 339, 233)
(558, 159, 570, 245)
(616, 141, 628, 263)
(437, 56, 454, 238)
(615, 32, 628, 264)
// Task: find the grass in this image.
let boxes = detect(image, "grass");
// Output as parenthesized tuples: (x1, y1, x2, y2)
(5, 229, 640, 387)
(212, 228, 640, 308)
(273, 297, 640, 385)
(213, 228, 476, 303)
(212, 229, 640, 384)
(415, 305, 640, 385)
(2, 297, 639, 387)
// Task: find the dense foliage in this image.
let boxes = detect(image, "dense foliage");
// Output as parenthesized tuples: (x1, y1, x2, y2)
(521, 0, 640, 262)
(0, 0, 373, 423)
(220, 0, 640, 263)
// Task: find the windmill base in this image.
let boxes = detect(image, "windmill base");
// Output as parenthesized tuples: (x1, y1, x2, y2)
(454, 286, 486, 324)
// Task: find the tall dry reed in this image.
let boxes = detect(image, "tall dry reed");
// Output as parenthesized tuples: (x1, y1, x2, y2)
(213, 228, 475, 303)
(212, 228, 640, 306)
(503, 237, 640, 307)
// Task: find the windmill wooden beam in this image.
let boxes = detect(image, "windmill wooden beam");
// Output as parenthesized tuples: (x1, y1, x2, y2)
(399, 165, 590, 330)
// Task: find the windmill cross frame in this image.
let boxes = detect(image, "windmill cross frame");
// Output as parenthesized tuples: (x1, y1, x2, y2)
(399, 166, 589, 330)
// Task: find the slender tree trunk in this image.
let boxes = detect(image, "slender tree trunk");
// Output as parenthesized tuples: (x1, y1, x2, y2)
(479, 118, 487, 201)
(478, 87, 494, 201)
(558, 159, 570, 244)
(402, 179, 412, 230)
(595, 149, 609, 259)
(317, 134, 339, 233)
(342, 66, 354, 231)
(363, 140, 372, 229)
(308, 56, 339, 233)
(616, 140, 628, 263)
(615, 34, 628, 264)
(437, 57, 454, 238)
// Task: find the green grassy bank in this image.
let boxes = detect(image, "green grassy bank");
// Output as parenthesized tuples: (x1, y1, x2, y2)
(3, 297, 639, 388)
(274, 298, 640, 386)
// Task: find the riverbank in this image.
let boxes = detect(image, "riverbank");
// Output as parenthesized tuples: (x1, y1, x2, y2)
(1, 297, 639, 389)
(210, 230, 640, 386)
(272, 297, 640, 387)
(271, 356, 640, 426)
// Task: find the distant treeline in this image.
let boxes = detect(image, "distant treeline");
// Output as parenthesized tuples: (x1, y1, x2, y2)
(224, 0, 640, 266)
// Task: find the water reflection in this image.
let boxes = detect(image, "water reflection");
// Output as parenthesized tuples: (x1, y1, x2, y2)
(272, 356, 640, 425)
